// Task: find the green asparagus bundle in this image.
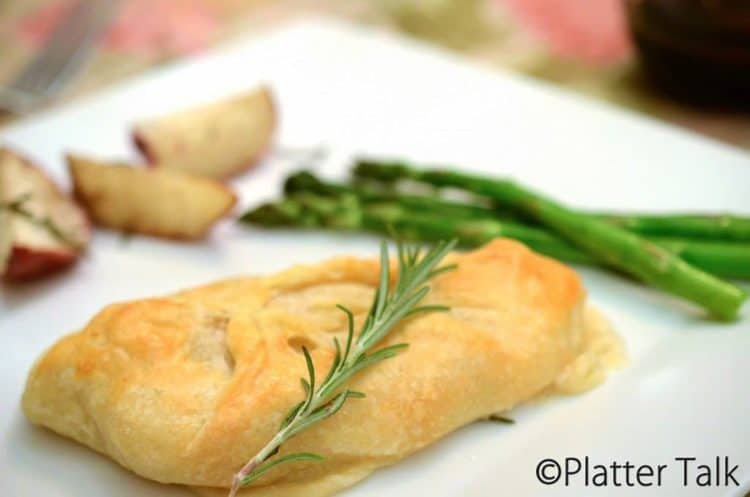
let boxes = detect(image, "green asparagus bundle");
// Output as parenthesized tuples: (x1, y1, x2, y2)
(346, 163, 750, 243)
(286, 170, 750, 242)
(242, 193, 596, 264)
(353, 160, 747, 320)
(284, 171, 750, 280)
(242, 191, 750, 282)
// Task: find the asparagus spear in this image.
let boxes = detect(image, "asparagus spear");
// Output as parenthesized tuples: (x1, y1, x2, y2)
(285, 171, 750, 279)
(353, 160, 747, 320)
(600, 214, 750, 241)
(651, 238, 750, 280)
(285, 171, 500, 221)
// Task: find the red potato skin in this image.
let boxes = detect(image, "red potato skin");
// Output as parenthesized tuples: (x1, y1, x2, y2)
(132, 131, 156, 165)
(3, 245, 77, 282)
(132, 89, 277, 181)
(1, 148, 91, 283)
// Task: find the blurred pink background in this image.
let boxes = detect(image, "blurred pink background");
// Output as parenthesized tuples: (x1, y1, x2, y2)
(1, 0, 748, 149)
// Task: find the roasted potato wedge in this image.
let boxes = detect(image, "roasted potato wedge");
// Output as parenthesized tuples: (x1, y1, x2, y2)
(133, 86, 276, 179)
(0, 148, 89, 282)
(68, 155, 236, 240)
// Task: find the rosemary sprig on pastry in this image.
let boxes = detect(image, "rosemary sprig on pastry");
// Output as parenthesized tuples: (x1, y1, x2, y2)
(229, 239, 458, 496)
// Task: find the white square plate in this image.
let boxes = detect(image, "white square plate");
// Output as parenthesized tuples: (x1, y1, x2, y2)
(2, 18, 749, 497)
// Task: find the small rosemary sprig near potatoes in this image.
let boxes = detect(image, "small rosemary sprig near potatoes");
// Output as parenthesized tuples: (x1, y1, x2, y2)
(229, 239, 457, 497)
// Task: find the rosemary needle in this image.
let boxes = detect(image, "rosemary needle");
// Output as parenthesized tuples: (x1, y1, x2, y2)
(228, 238, 457, 496)
(487, 414, 515, 424)
(1, 194, 82, 249)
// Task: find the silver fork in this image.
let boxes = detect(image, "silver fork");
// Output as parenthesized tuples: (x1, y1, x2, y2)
(0, 0, 121, 114)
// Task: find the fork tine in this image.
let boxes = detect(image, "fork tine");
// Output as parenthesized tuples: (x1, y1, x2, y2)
(7, 0, 120, 102)
(45, 0, 122, 96)
(11, 1, 98, 93)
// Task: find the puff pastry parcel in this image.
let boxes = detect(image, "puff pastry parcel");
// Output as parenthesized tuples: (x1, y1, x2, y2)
(22, 239, 623, 496)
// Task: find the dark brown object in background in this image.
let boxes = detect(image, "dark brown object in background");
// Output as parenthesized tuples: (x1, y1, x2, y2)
(625, 0, 750, 108)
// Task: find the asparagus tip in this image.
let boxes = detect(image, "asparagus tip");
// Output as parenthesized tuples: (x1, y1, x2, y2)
(283, 170, 320, 194)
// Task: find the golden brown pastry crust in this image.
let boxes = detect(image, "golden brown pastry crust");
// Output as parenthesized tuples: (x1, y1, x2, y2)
(23, 240, 593, 495)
